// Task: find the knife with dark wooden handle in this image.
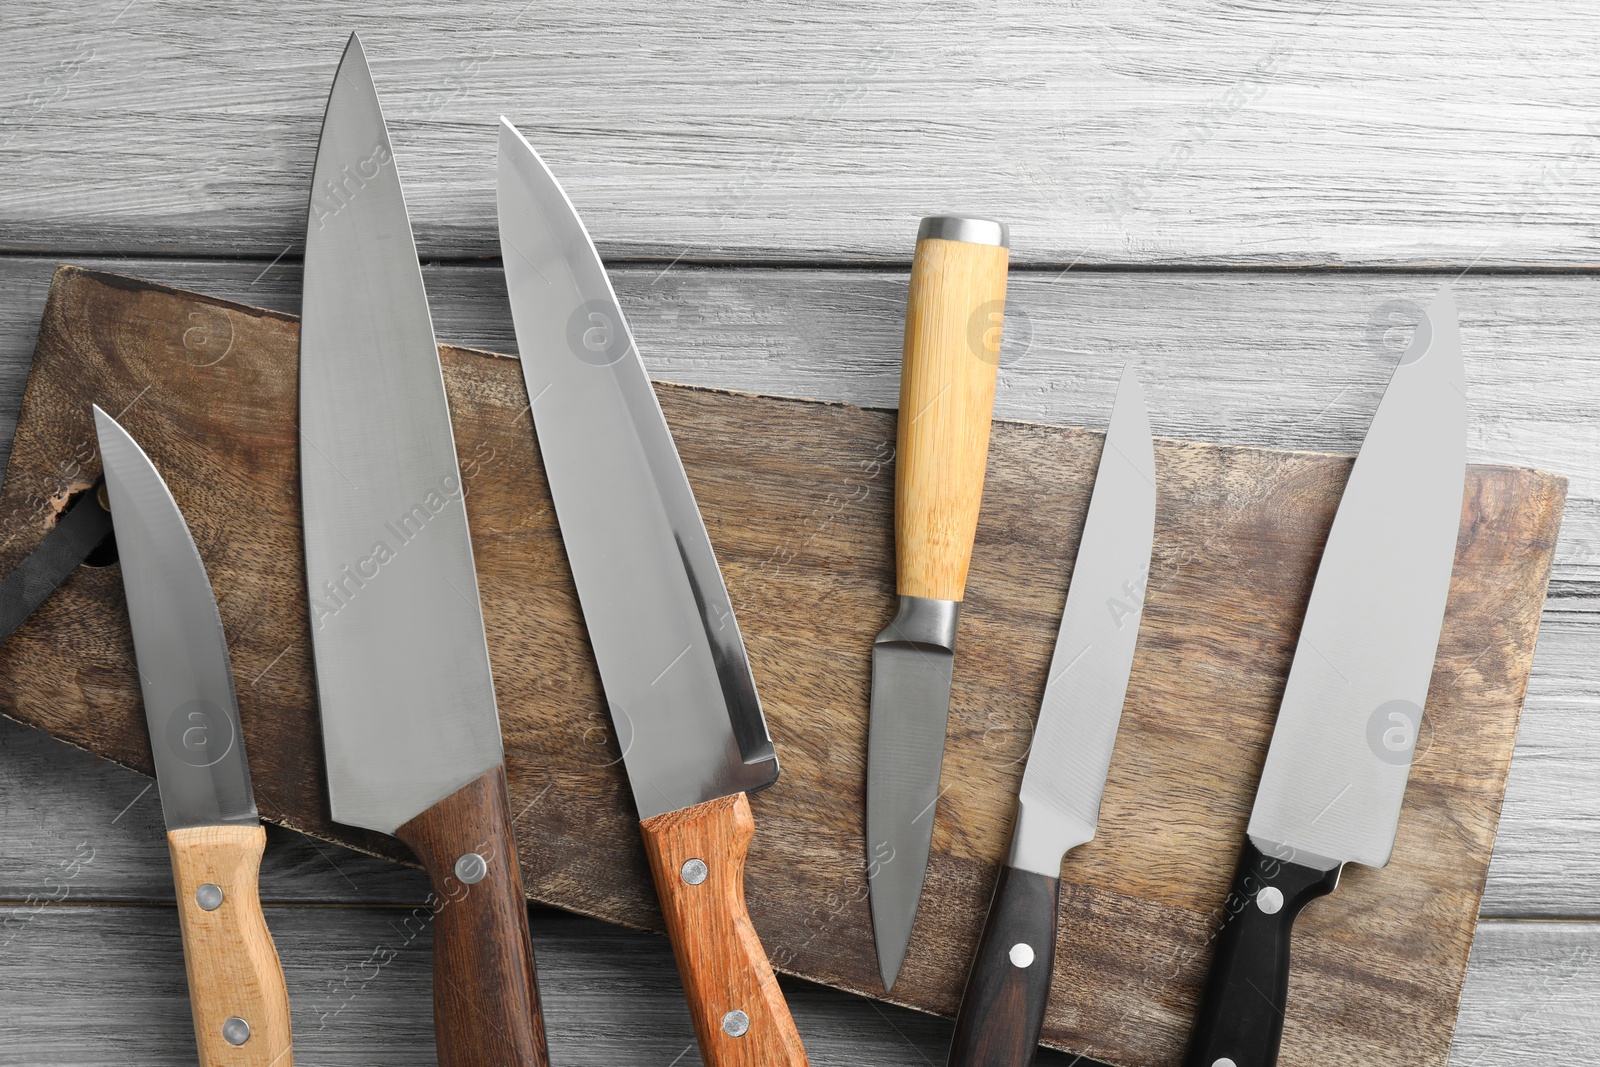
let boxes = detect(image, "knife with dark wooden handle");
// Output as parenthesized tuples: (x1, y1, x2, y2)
(498, 117, 805, 1066)
(945, 367, 1155, 1066)
(95, 407, 294, 1067)
(870, 216, 1010, 991)
(299, 35, 548, 1067)
(394, 766, 547, 1066)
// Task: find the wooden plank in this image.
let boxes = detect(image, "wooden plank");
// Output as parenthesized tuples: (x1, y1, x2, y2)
(0, 268, 1564, 1067)
(1478, 610, 1600, 916)
(0, 715, 427, 905)
(0, 905, 1030, 1067)
(1, 905, 1590, 1067)
(0, 258, 1594, 592)
(2, 1, 1600, 265)
(1449, 920, 1600, 1066)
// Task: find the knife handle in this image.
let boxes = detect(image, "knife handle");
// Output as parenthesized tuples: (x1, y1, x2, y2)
(896, 218, 1009, 602)
(639, 792, 809, 1067)
(1182, 840, 1342, 1067)
(395, 765, 550, 1067)
(946, 864, 1060, 1067)
(166, 824, 294, 1067)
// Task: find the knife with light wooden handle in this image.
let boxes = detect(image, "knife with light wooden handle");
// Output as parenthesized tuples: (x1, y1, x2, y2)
(95, 406, 293, 1066)
(869, 216, 1010, 991)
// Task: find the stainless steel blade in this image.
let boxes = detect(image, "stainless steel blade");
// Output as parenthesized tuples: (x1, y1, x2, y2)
(496, 118, 777, 821)
(1009, 366, 1156, 877)
(300, 34, 503, 835)
(1249, 287, 1467, 870)
(95, 406, 257, 831)
(865, 596, 959, 990)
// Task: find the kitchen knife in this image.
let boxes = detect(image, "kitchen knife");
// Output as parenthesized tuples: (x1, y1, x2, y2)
(496, 118, 805, 1067)
(947, 367, 1156, 1067)
(1183, 287, 1467, 1067)
(299, 35, 548, 1067)
(94, 406, 293, 1067)
(869, 215, 1010, 991)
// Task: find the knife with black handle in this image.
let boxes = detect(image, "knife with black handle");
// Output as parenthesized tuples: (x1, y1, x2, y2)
(95, 407, 294, 1067)
(946, 368, 1155, 1066)
(1182, 288, 1467, 1067)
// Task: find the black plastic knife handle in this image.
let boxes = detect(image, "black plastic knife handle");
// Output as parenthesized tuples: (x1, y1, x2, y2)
(1182, 840, 1342, 1067)
(947, 864, 1061, 1067)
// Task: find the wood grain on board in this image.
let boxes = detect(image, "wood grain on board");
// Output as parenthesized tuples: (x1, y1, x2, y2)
(0, 267, 1567, 1067)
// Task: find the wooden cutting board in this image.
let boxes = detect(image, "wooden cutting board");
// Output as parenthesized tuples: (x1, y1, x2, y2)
(0, 267, 1565, 1067)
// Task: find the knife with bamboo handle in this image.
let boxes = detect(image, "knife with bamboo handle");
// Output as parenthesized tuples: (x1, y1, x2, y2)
(299, 35, 548, 1067)
(95, 407, 293, 1067)
(1183, 288, 1467, 1067)
(945, 367, 1155, 1066)
(497, 117, 805, 1067)
(869, 216, 1010, 991)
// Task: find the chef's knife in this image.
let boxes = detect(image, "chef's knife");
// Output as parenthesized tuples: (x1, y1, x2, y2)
(869, 215, 1010, 991)
(497, 118, 805, 1067)
(1183, 288, 1467, 1067)
(300, 36, 548, 1067)
(95, 406, 293, 1067)
(947, 367, 1155, 1067)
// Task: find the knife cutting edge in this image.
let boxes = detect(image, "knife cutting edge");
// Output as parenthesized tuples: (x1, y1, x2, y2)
(1183, 287, 1467, 1067)
(95, 406, 293, 1067)
(299, 35, 548, 1067)
(496, 117, 806, 1066)
(869, 215, 1010, 992)
(946, 366, 1156, 1067)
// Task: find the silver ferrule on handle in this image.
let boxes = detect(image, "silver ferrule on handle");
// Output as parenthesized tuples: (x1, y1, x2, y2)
(917, 215, 1009, 248)
(874, 595, 962, 652)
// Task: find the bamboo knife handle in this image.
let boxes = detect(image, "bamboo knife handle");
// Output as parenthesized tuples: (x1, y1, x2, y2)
(640, 793, 809, 1067)
(395, 764, 550, 1067)
(166, 824, 294, 1067)
(896, 216, 1010, 601)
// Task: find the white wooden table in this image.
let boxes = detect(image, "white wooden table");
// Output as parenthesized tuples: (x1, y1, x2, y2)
(1, 3, 1596, 1063)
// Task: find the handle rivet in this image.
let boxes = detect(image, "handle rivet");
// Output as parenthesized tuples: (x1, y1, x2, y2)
(1008, 942, 1035, 968)
(221, 1017, 251, 1045)
(1212, 1059, 1238, 1067)
(195, 883, 224, 911)
(681, 858, 709, 886)
(1256, 886, 1284, 915)
(721, 1009, 750, 1037)
(454, 852, 488, 885)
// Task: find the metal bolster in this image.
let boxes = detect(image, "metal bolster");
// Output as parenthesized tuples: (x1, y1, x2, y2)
(916, 215, 1009, 249)
(875, 595, 961, 651)
(1247, 833, 1345, 877)
(1007, 796, 1095, 877)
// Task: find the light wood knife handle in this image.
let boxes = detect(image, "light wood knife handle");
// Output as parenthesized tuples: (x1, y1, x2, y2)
(395, 765, 550, 1067)
(639, 793, 808, 1067)
(167, 824, 293, 1067)
(896, 219, 1010, 601)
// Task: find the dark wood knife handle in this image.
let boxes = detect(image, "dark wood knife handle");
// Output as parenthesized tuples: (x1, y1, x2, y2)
(1182, 840, 1341, 1067)
(639, 792, 809, 1067)
(395, 765, 549, 1067)
(947, 864, 1060, 1067)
